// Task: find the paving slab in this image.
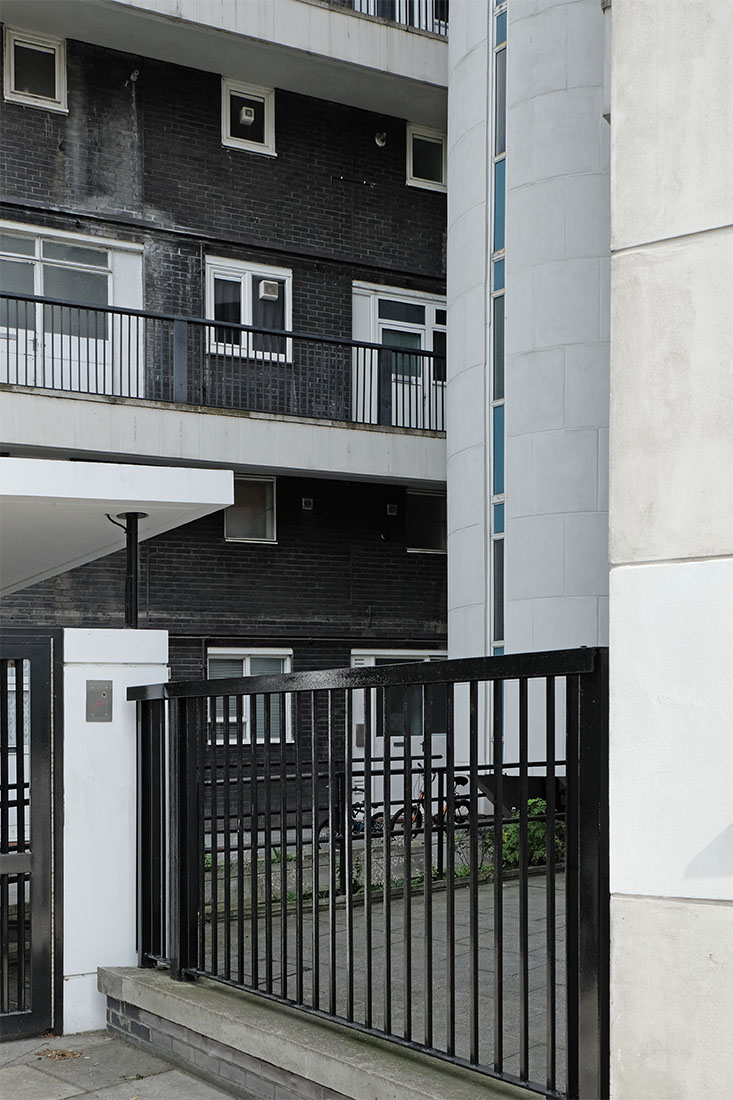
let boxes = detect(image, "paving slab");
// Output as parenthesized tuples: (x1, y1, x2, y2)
(0, 1031, 240, 1099)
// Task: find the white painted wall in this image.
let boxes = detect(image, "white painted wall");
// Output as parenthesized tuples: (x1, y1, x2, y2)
(62, 629, 168, 1033)
(609, 0, 733, 1093)
(505, 0, 610, 654)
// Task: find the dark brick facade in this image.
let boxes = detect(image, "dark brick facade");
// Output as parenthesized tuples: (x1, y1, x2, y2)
(0, 32, 447, 673)
(2, 476, 446, 679)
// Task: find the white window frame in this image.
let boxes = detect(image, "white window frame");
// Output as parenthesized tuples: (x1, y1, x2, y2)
(350, 649, 447, 747)
(221, 78, 276, 156)
(406, 124, 446, 192)
(207, 648, 294, 745)
(206, 256, 293, 362)
(3, 27, 67, 113)
(224, 476, 277, 544)
(352, 281, 446, 351)
(405, 490, 447, 555)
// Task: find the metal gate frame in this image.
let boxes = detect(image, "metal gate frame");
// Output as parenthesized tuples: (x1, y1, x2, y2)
(0, 628, 64, 1039)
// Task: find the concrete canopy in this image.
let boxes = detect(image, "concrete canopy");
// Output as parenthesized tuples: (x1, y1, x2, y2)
(0, 457, 233, 596)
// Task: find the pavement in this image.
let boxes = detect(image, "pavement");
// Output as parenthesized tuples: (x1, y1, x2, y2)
(0, 1030, 243, 1100)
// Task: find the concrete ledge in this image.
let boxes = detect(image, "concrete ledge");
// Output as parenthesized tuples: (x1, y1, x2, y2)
(98, 967, 527, 1100)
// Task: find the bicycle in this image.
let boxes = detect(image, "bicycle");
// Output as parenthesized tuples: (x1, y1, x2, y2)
(390, 767, 471, 836)
(317, 785, 385, 848)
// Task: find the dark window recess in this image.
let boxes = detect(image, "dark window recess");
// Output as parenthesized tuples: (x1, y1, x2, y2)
(406, 492, 447, 552)
(378, 299, 425, 325)
(214, 279, 242, 345)
(493, 537, 504, 641)
(251, 279, 286, 354)
(225, 479, 275, 541)
(229, 93, 266, 144)
(493, 295, 505, 400)
(412, 135, 443, 183)
(435, 308, 447, 326)
(432, 329, 446, 382)
(14, 43, 56, 99)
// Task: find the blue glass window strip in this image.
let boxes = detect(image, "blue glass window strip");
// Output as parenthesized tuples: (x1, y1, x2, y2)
(493, 645, 505, 656)
(493, 404, 505, 495)
(493, 158, 506, 253)
(496, 11, 507, 45)
(493, 502, 504, 534)
(493, 259, 505, 291)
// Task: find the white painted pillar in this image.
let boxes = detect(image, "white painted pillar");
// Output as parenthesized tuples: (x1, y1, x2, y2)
(62, 629, 168, 1033)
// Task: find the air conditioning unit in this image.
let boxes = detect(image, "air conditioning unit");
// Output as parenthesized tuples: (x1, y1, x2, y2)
(239, 105, 255, 126)
(259, 280, 279, 301)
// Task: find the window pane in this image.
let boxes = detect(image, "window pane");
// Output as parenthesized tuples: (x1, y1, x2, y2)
(378, 299, 425, 324)
(42, 267, 108, 338)
(493, 294, 504, 399)
(496, 10, 507, 46)
(406, 493, 446, 551)
(493, 158, 506, 252)
(412, 135, 443, 184)
(230, 93, 265, 145)
(382, 328, 421, 379)
(493, 258, 505, 291)
(493, 404, 505, 495)
(493, 537, 504, 641)
(495, 47, 507, 155)
(493, 501, 505, 535)
(434, 308, 447, 326)
(0, 234, 34, 256)
(412, 134, 443, 183)
(0, 260, 34, 328)
(14, 43, 56, 100)
(225, 479, 275, 541)
(251, 278, 286, 354)
(42, 242, 108, 267)
(209, 658, 245, 680)
(214, 278, 242, 344)
(432, 329, 446, 382)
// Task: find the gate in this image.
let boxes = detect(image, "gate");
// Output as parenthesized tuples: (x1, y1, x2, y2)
(134, 647, 609, 1098)
(0, 631, 63, 1039)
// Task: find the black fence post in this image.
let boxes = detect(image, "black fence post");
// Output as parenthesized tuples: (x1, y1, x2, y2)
(172, 319, 188, 405)
(568, 648, 610, 1100)
(169, 698, 201, 981)
(377, 349, 393, 426)
(137, 699, 165, 967)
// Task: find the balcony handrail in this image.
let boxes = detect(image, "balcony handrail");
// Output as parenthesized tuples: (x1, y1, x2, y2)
(0, 291, 445, 359)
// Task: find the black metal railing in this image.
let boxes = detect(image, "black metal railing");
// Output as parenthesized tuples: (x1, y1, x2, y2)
(131, 648, 609, 1100)
(0, 293, 445, 432)
(332, 0, 448, 36)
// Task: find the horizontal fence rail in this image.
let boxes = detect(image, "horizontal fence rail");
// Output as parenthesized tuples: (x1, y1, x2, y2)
(131, 649, 609, 1100)
(0, 293, 445, 432)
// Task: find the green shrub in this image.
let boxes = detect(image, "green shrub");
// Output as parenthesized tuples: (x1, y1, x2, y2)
(502, 798, 565, 868)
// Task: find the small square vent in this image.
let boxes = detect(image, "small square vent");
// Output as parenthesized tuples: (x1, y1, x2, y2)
(239, 105, 255, 126)
(302, 497, 314, 511)
(386, 504, 398, 516)
(259, 280, 279, 301)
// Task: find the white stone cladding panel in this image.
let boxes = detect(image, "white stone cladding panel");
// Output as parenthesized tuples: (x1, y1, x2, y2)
(610, 228, 733, 565)
(564, 344, 609, 429)
(533, 429, 598, 513)
(611, 895, 733, 1098)
(532, 595, 598, 651)
(563, 513, 609, 596)
(610, 559, 733, 902)
(611, 0, 733, 250)
(508, 348, 565, 435)
(506, 514, 565, 601)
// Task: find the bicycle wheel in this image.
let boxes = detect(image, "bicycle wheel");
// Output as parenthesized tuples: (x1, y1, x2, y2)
(390, 804, 423, 837)
(370, 811, 385, 837)
(454, 798, 471, 826)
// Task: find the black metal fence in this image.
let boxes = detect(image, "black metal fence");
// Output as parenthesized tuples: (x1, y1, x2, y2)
(131, 648, 608, 1099)
(0, 293, 445, 432)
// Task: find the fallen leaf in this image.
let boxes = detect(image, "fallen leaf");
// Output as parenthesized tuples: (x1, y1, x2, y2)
(37, 1048, 82, 1061)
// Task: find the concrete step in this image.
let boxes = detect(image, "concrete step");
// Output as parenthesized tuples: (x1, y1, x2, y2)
(98, 966, 532, 1100)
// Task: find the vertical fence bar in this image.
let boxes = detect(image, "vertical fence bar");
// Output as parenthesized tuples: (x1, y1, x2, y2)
(0, 661, 8, 1014)
(402, 684, 412, 1040)
(310, 692, 320, 1009)
(173, 318, 188, 404)
(327, 689, 338, 1015)
(250, 692, 260, 989)
(363, 687, 374, 1028)
(236, 694, 245, 986)
(468, 679, 480, 1065)
(197, 699, 207, 971)
(545, 677, 557, 1093)
(169, 698, 200, 980)
(565, 673, 580, 1098)
(279, 692, 288, 1000)
(445, 681, 456, 1057)
(344, 689, 355, 1022)
(378, 349, 392, 426)
(423, 683, 434, 1050)
(294, 693, 304, 1004)
(263, 693, 273, 993)
(576, 650, 610, 1100)
(518, 677, 529, 1080)
(493, 677, 505, 1074)
(209, 698, 220, 977)
(381, 685, 392, 1035)
(223, 694, 232, 980)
